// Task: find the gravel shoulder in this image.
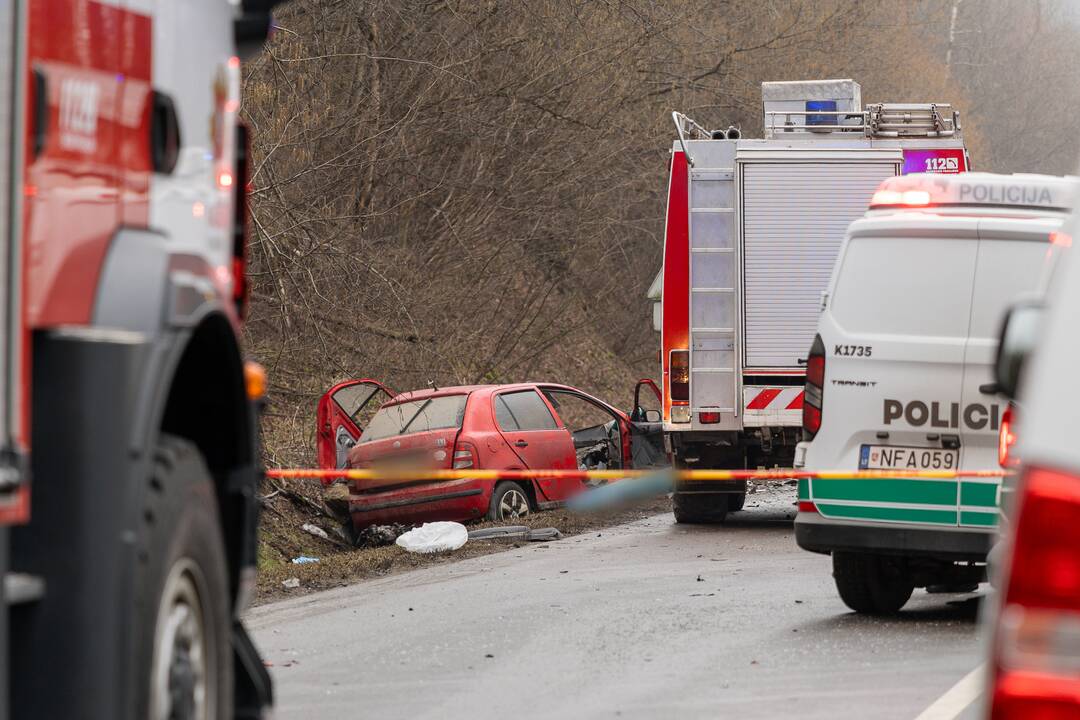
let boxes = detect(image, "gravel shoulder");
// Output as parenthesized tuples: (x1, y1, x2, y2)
(255, 477, 697, 604)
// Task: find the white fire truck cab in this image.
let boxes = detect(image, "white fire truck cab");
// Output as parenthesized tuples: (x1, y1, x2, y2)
(653, 79, 970, 522)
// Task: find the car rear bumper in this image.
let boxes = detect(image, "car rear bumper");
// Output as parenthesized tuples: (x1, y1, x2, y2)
(349, 477, 490, 528)
(795, 510, 994, 561)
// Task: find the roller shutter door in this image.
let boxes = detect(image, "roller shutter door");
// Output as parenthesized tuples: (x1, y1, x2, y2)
(742, 161, 899, 368)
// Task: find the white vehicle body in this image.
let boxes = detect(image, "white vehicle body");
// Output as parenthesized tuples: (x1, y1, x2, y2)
(793, 172, 1077, 613)
(982, 186, 1080, 716)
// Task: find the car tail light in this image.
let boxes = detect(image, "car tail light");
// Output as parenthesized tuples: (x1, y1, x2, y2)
(999, 404, 1019, 469)
(991, 466, 1080, 718)
(670, 350, 689, 403)
(232, 123, 252, 320)
(802, 335, 825, 439)
(699, 411, 720, 424)
(453, 441, 477, 470)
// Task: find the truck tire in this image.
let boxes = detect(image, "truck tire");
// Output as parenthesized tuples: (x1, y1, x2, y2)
(134, 435, 233, 720)
(673, 492, 728, 524)
(728, 491, 746, 512)
(832, 552, 914, 615)
(488, 481, 531, 521)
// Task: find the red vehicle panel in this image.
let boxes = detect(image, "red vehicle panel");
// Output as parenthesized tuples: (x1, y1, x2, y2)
(315, 378, 393, 472)
(316, 380, 666, 530)
(25, 0, 153, 328)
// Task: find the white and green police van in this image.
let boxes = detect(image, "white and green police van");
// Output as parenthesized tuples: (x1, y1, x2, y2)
(794, 172, 1078, 614)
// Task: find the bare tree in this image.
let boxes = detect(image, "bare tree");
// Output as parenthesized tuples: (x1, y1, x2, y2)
(243, 0, 1041, 466)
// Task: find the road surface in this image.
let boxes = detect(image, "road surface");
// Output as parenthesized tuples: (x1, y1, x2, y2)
(248, 488, 985, 719)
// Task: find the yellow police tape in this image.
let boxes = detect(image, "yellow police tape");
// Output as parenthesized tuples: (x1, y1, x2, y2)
(266, 467, 1009, 485)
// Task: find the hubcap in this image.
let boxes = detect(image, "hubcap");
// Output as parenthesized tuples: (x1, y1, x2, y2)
(498, 489, 529, 519)
(151, 559, 212, 720)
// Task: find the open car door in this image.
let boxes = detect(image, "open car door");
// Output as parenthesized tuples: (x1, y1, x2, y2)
(316, 379, 394, 471)
(628, 379, 666, 468)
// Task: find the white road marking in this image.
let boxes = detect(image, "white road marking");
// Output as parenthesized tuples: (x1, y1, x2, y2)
(913, 664, 985, 720)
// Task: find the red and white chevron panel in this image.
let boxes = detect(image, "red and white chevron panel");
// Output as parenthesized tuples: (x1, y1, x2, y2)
(742, 386, 804, 427)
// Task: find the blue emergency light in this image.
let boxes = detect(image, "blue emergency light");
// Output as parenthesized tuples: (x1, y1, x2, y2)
(806, 100, 837, 127)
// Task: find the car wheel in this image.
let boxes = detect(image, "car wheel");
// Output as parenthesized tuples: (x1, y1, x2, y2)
(134, 435, 232, 720)
(832, 552, 914, 615)
(488, 481, 531, 521)
(672, 492, 728, 524)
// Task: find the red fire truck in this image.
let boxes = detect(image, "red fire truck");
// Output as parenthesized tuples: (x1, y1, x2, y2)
(0, 1, 277, 717)
(652, 79, 970, 523)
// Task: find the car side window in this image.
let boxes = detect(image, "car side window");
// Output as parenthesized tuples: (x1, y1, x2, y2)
(494, 391, 558, 431)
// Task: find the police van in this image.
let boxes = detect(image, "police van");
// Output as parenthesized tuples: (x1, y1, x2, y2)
(793, 172, 1078, 614)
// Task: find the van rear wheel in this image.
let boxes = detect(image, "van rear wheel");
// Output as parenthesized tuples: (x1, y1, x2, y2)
(832, 552, 914, 615)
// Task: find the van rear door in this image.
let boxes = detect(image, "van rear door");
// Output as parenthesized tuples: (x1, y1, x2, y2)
(811, 216, 979, 527)
(956, 217, 1060, 528)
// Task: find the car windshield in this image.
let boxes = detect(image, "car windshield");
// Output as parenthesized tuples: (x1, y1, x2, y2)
(360, 394, 468, 442)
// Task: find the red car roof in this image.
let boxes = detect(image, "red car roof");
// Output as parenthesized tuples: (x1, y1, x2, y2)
(384, 382, 626, 419)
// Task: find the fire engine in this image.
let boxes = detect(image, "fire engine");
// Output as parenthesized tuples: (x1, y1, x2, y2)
(651, 79, 970, 522)
(0, 1, 278, 718)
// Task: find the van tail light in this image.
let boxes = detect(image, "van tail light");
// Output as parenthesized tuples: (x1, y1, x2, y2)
(802, 334, 826, 439)
(452, 441, 477, 470)
(699, 411, 720, 424)
(232, 123, 252, 320)
(670, 350, 689, 403)
(999, 404, 1019, 469)
(991, 466, 1080, 718)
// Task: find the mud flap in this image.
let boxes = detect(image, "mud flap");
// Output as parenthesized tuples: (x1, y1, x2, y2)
(233, 620, 274, 719)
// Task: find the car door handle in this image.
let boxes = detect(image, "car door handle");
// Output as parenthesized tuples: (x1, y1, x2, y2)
(514, 440, 529, 448)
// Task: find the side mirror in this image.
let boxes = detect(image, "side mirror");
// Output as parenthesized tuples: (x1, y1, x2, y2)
(993, 300, 1044, 400)
(235, 0, 286, 60)
(644, 409, 661, 423)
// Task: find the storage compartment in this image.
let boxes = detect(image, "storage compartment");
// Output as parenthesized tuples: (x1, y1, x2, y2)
(740, 158, 900, 368)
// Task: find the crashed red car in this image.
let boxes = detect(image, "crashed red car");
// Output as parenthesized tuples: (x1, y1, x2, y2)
(316, 380, 665, 532)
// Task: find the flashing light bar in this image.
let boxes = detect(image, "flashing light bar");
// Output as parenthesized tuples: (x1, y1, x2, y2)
(870, 172, 1078, 211)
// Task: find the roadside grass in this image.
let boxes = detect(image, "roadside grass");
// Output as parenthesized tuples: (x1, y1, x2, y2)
(254, 477, 672, 605)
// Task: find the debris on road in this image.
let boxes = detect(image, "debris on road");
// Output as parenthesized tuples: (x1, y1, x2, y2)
(302, 523, 329, 540)
(356, 524, 408, 548)
(468, 526, 563, 542)
(256, 493, 673, 603)
(292, 556, 320, 564)
(282, 577, 300, 589)
(396, 522, 469, 554)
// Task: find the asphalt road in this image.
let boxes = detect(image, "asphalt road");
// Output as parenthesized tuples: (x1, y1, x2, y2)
(248, 488, 986, 719)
